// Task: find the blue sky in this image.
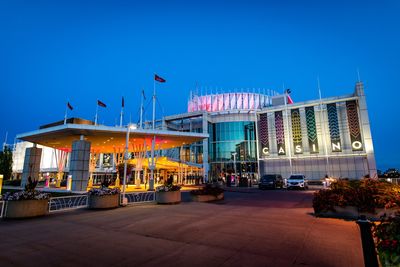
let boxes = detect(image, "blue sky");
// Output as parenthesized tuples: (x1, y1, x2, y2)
(0, 0, 399, 170)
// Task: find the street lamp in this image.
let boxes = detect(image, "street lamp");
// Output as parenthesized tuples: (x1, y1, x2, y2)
(232, 152, 237, 186)
(122, 123, 137, 205)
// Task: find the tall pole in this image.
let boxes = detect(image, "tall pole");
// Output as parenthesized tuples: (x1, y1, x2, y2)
(94, 102, 99, 126)
(122, 124, 130, 204)
(140, 90, 144, 129)
(150, 76, 156, 190)
(232, 152, 237, 184)
(119, 100, 124, 127)
(318, 77, 330, 176)
(284, 88, 293, 174)
(152, 77, 156, 130)
(64, 103, 68, 125)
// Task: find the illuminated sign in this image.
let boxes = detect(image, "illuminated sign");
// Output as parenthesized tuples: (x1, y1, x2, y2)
(346, 100, 363, 151)
(327, 103, 342, 152)
(275, 111, 286, 155)
(291, 109, 303, 154)
(258, 113, 270, 156)
(305, 106, 319, 153)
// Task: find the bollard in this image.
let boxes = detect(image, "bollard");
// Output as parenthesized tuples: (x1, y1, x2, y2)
(0, 174, 3, 194)
(356, 215, 379, 267)
(66, 175, 72, 191)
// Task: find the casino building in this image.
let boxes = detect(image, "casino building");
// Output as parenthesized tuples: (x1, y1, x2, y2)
(12, 80, 376, 187)
(163, 81, 376, 181)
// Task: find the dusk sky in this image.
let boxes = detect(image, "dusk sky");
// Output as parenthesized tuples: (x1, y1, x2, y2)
(0, 0, 399, 170)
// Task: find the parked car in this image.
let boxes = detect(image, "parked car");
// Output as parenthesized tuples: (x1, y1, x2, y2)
(258, 174, 284, 189)
(286, 174, 309, 190)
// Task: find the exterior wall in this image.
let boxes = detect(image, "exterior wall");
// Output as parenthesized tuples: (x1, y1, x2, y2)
(13, 142, 60, 173)
(257, 82, 376, 180)
(21, 146, 42, 186)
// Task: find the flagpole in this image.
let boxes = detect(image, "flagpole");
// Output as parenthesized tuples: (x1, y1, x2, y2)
(64, 102, 68, 125)
(318, 77, 330, 176)
(120, 98, 124, 127)
(152, 76, 156, 130)
(140, 90, 144, 129)
(95, 101, 99, 125)
(150, 75, 156, 191)
(284, 87, 293, 175)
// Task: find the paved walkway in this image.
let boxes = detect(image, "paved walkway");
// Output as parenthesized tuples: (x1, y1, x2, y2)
(0, 190, 363, 267)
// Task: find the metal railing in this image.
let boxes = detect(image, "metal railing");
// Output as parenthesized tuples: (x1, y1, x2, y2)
(122, 192, 156, 205)
(0, 201, 5, 218)
(49, 195, 88, 212)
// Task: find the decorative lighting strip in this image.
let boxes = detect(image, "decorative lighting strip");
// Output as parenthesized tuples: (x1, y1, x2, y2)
(305, 106, 319, 153)
(259, 113, 270, 155)
(275, 111, 286, 155)
(327, 103, 342, 152)
(346, 100, 363, 151)
(291, 109, 303, 154)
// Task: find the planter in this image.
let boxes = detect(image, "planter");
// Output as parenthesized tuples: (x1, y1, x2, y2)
(191, 193, 224, 202)
(88, 194, 120, 209)
(156, 191, 181, 204)
(4, 199, 49, 219)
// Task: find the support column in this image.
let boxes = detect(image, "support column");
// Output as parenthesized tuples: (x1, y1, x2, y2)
(21, 145, 42, 187)
(69, 138, 91, 192)
(355, 82, 377, 178)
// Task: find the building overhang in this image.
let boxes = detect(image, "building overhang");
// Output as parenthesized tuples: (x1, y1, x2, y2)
(16, 124, 208, 153)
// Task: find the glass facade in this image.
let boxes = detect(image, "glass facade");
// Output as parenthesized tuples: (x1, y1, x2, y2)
(208, 121, 258, 180)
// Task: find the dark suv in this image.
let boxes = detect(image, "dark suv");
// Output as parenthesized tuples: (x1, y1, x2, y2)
(258, 174, 284, 189)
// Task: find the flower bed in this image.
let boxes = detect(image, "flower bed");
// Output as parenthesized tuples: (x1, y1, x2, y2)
(1, 177, 50, 219)
(156, 184, 181, 204)
(190, 184, 224, 202)
(313, 179, 400, 220)
(373, 213, 400, 266)
(88, 187, 120, 209)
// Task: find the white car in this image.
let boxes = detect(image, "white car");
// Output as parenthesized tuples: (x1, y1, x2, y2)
(286, 174, 309, 190)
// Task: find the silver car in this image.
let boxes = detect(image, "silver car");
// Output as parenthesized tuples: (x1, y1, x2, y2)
(286, 174, 309, 190)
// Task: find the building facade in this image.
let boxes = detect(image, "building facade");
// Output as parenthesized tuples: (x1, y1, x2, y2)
(164, 81, 376, 181)
(257, 82, 376, 180)
(11, 81, 376, 184)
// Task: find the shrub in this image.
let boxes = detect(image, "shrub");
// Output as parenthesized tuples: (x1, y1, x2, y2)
(190, 184, 224, 197)
(1, 177, 50, 201)
(373, 213, 400, 266)
(88, 178, 120, 196)
(313, 178, 400, 214)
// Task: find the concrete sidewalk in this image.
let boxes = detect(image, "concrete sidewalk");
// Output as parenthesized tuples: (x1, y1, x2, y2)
(0, 191, 363, 267)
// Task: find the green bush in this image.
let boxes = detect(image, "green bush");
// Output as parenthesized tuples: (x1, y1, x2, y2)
(313, 179, 400, 214)
(3, 179, 21, 187)
(373, 214, 400, 266)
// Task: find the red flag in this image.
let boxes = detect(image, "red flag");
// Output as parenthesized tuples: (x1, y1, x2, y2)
(67, 102, 73, 110)
(287, 95, 294, 104)
(154, 74, 166, 83)
(97, 100, 107, 108)
(122, 96, 124, 108)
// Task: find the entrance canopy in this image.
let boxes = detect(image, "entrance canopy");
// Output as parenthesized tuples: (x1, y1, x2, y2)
(16, 123, 208, 153)
(129, 157, 202, 171)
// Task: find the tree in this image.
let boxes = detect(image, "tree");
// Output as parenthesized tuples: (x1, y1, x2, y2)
(0, 146, 13, 180)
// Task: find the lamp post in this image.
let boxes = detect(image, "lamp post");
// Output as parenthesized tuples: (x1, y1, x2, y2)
(122, 123, 136, 205)
(232, 152, 237, 186)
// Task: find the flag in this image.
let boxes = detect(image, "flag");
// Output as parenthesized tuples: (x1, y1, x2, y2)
(287, 95, 294, 104)
(142, 90, 146, 100)
(121, 96, 124, 108)
(67, 102, 73, 110)
(154, 74, 166, 83)
(97, 100, 107, 108)
(285, 89, 293, 104)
